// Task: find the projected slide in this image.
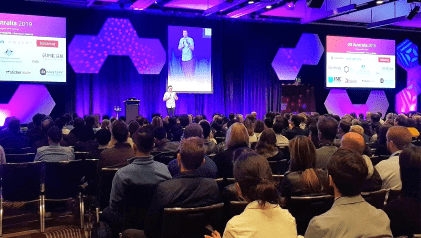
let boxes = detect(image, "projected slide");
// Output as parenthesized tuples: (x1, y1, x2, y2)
(168, 26, 212, 93)
(0, 13, 66, 83)
(326, 36, 395, 89)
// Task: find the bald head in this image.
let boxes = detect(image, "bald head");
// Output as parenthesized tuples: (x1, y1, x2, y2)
(387, 126, 412, 151)
(340, 132, 365, 155)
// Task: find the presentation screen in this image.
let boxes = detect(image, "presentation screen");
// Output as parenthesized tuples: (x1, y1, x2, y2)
(0, 13, 66, 83)
(326, 36, 395, 89)
(168, 26, 212, 93)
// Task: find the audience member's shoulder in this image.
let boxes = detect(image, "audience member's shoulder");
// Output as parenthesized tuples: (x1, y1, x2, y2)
(37, 146, 49, 153)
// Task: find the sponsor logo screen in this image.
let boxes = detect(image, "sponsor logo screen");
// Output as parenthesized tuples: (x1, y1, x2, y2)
(0, 13, 66, 83)
(326, 36, 395, 89)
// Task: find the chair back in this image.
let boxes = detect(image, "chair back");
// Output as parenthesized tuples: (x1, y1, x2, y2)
(215, 178, 235, 197)
(269, 159, 289, 175)
(4, 147, 32, 154)
(123, 183, 159, 230)
(98, 167, 119, 210)
(1, 162, 44, 202)
(385, 189, 401, 205)
(289, 195, 334, 235)
(75, 151, 89, 161)
(272, 174, 284, 186)
(6, 153, 36, 163)
(153, 152, 177, 165)
(361, 189, 387, 209)
(83, 159, 99, 195)
(162, 203, 224, 238)
(44, 160, 84, 199)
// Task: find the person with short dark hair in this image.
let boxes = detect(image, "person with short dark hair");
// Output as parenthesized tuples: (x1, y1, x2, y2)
(305, 148, 392, 238)
(35, 127, 74, 162)
(27, 113, 45, 146)
(98, 121, 134, 172)
(167, 124, 218, 178)
(87, 129, 112, 159)
(394, 114, 407, 127)
(198, 120, 218, 155)
(32, 118, 67, 150)
(102, 132, 172, 236)
(375, 126, 413, 190)
(152, 127, 179, 154)
(315, 116, 338, 169)
(144, 137, 219, 238)
(206, 152, 297, 238)
(282, 115, 307, 140)
(253, 120, 265, 139)
(273, 120, 289, 147)
(264, 117, 273, 129)
(0, 118, 29, 150)
(384, 146, 421, 237)
(254, 129, 283, 161)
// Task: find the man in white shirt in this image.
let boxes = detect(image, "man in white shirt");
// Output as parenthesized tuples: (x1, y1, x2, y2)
(375, 126, 412, 190)
(178, 30, 195, 80)
(163, 85, 178, 117)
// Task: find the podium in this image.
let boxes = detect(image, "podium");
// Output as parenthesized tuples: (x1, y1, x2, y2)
(124, 99, 140, 123)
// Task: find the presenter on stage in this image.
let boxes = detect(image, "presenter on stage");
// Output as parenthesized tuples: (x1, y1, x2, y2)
(178, 30, 195, 80)
(163, 85, 178, 117)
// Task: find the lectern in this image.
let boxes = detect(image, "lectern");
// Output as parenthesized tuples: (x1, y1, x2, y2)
(124, 99, 140, 123)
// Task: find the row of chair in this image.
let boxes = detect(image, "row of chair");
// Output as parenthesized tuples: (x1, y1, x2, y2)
(3, 151, 91, 164)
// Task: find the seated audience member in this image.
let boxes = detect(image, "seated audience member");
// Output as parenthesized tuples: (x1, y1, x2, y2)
(304, 148, 392, 238)
(167, 124, 218, 178)
(394, 114, 407, 127)
(199, 120, 219, 155)
(334, 119, 351, 146)
(253, 120, 265, 140)
(35, 127, 74, 162)
(97, 121, 134, 172)
(315, 116, 338, 169)
(152, 127, 179, 154)
(84, 116, 97, 138)
(244, 119, 257, 145)
(32, 118, 67, 150)
(151, 116, 163, 128)
(206, 152, 297, 238)
(370, 113, 382, 140)
(26, 113, 45, 146)
(264, 117, 273, 129)
(340, 132, 382, 192)
(375, 126, 412, 190)
(308, 124, 321, 149)
(102, 132, 172, 235)
(406, 118, 420, 138)
(101, 119, 111, 131)
(384, 146, 421, 237)
(66, 117, 85, 146)
(283, 115, 307, 140)
(74, 126, 99, 152)
(0, 118, 29, 150)
(214, 123, 249, 178)
(281, 136, 329, 199)
(172, 115, 190, 141)
(273, 120, 289, 147)
(373, 124, 392, 156)
(143, 137, 219, 238)
(87, 129, 111, 159)
(254, 129, 283, 161)
(128, 121, 140, 138)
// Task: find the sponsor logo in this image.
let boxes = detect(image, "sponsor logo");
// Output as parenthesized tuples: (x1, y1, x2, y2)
(37, 40, 59, 48)
(328, 77, 341, 83)
(378, 57, 391, 63)
(6, 70, 30, 75)
(361, 65, 366, 69)
(382, 67, 394, 71)
(4, 48, 13, 56)
(8, 41, 31, 45)
(32, 60, 39, 63)
(42, 53, 64, 60)
(331, 56, 345, 60)
(0, 40, 4, 44)
(40, 68, 63, 76)
(380, 78, 384, 83)
(344, 66, 349, 73)
(345, 78, 357, 83)
(362, 79, 375, 83)
(345, 57, 361, 61)
(328, 66, 342, 70)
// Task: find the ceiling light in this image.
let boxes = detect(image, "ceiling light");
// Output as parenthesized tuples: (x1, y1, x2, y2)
(266, 5, 272, 9)
(376, 0, 384, 4)
(248, 0, 254, 4)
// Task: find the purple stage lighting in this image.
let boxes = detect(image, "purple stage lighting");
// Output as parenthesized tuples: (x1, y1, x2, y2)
(69, 18, 166, 74)
(324, 89, 389, 118)
(395, 39, 421, 113)
(0, 85, 55, 126)
(272, 33, 324, 81)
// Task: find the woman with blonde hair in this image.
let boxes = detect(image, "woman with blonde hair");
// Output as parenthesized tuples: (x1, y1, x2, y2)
(243, 118, 257, 145)
(214, 123, 249, 178)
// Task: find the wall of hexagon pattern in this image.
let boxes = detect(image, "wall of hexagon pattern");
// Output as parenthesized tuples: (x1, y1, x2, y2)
(69, 18, 166, 74)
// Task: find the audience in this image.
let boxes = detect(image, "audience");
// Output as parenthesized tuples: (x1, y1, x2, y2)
(375, 126, 412, 190)
(254, 128, 283, 161)
(97, 121, 135, 172)
(384, 146, 421, 237)
(281, 136, 329, 199)
(340, 132, 382, 192)
(273, 120, 289, 147)
(32, 118, 67, 150)
(0, 118, 29, 150)
(315, 116, 338, 169)
(243, 118, 257, 145)
(102, 131, 172, 236)
(167, 124, 218, 178)
(35, 127, 75, 162)
(87, 129, 111, 159)
(283, 115, 307, 140)
(373, 124, 392, 156)
(26, 113, 45, 146)
(144, 137, 219, 238)
(253, 120, 265, 140)
(198, 120, 219, 155)
(214, 123, 249, 178)
(152, 127, 179, 154)
(206, 152, 297, 238)
(305, 148, 392, 238)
